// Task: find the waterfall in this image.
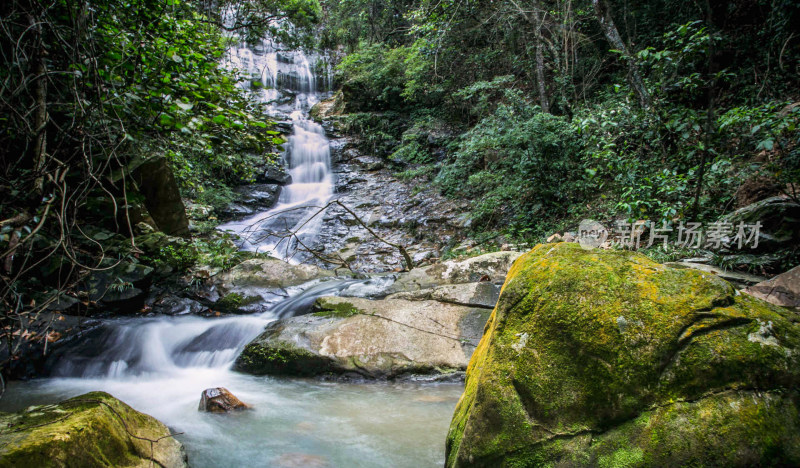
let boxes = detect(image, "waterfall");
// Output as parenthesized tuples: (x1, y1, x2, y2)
(219, 38, 335, 260)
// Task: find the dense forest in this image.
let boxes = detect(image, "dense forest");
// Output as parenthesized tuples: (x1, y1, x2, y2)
(1, 1, 799, 466)
(1, 0, 799, 369)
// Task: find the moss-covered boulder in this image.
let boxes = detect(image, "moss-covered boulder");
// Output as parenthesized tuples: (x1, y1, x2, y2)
(446, 242, 800, 467)
(0, 391, 188, 468)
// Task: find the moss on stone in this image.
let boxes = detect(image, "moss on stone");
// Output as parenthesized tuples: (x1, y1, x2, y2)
(215, 292, 260, 312)
(312, 299, 361, 318)
(0, 391, 187, 468)
(446, 242, 800, 467)
(234, 342, 334, 376)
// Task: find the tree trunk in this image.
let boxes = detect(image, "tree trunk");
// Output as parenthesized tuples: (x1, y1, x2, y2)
(592, 0, 651, 109)
(536, 23, 550, 113)
(29, 13, 48, 193)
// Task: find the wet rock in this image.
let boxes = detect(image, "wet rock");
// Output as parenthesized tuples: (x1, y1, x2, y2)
(217, 257, 336, 293)
(0, 391, 188, 468)
(198, 387, 249, 413)
(261, 165, 292, 185)
(234, 183, 281, 212)
(235, 296, 490, 379)
(214, 292, 263, 313)
(446, 243, 800, 468)
(744, 265, 800, 309)
(150, 294, 206, 315)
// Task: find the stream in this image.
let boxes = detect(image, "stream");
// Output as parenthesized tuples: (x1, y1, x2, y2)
(0, 36, 464, 468)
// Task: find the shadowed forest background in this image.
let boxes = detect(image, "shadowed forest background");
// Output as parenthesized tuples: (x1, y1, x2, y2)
(1, 0, 798, 373)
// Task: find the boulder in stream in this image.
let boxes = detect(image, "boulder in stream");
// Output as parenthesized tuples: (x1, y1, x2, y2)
(217, 257, 336, 292)
(445, 242, 800, 467)
(198, 387, 249, 413)
(235, 296, 491, 379)
(0, 391, 188, 468)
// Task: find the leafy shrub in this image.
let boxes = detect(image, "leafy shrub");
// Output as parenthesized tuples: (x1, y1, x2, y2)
(437, 99, 586, 233)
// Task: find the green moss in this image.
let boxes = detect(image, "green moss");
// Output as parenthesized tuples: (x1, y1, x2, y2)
(215, 292, 260, 312)
(234, 342, 334, 376)
(0, 391, 185, 468)
(312, 300, 361, 318)
(446, 242, 800, 467)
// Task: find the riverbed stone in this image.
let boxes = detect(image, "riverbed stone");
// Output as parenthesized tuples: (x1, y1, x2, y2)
(718, 196, 800, 252)
(235, 296, 491, 379)
(198, 387, 249, 413)
(384, 251, 522, 295)
(217, 257, 335, 293)
(0, 391, 188, 468)
(445, 242, 800, 467)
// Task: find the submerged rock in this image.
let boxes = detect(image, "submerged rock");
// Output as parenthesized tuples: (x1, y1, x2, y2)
(446, 242, 800, 467)
(235, 296, 490, 379)
(198, 387, 249, 413)
(0, 391, 188, 468)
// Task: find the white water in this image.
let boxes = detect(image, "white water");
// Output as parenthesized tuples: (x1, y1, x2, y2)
(0, 277, 462, 467)
(219, 39, 336, 260)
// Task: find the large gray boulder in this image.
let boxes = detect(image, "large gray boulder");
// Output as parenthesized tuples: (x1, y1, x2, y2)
(235, 296, 490, 379)
(217, 257, 335, 293)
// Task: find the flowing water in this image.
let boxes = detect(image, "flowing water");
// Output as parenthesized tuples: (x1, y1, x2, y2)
(0, 38, 464, 468)
(218, 37, 335, 260)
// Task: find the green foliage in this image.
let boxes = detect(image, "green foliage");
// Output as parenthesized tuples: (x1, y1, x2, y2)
(336, 43, 410, 111)
(144, 235, 245, 273)
(338, 112, 407, 157)
(437, 96, 586, 234)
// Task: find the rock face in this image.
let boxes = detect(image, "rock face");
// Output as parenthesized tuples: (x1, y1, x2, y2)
(446, 242, 800, 468)
(235, 296, 491, 379)
(745, 264, 800, 309)
(0, 391, 188, 468)
(261, 165, 292, 186)
(222, 184, 282, 219)
(309, 91, 345, 121)
(719, 196, 800, 252)
(198, 387, 249, 413)
(133, 156, 190, 238)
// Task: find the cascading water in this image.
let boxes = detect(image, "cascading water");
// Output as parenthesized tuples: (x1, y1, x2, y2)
(0, 36, 463, 468)
(218, 38, 336, 260)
